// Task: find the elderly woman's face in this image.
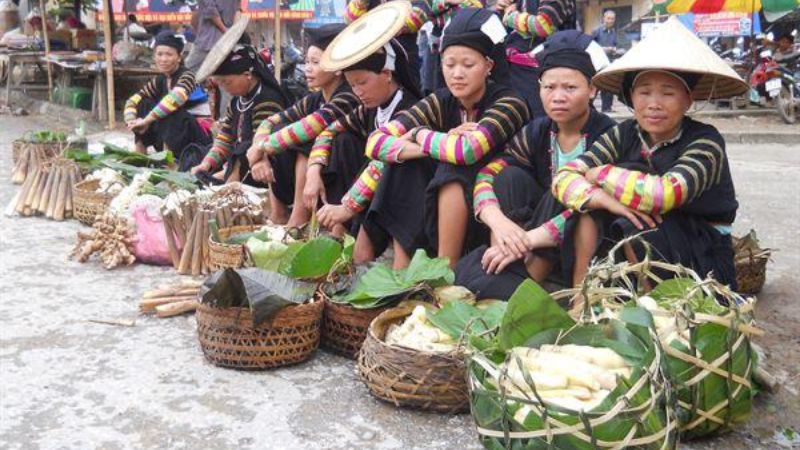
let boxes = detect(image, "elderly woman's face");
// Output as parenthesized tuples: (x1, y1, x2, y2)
(154, 45, 181, 75)
(631, 71, 692, 143)
(441, 45, 492, 102)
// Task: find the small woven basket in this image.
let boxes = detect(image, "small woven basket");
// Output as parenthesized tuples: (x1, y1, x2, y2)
(196, 299, 324, 370)
(357, 304, 469, 413)
(321, 293, 387, 359)
(733, 235, 770, 295)
(72, 178, 115, 226)
(208, 224, 262, 271)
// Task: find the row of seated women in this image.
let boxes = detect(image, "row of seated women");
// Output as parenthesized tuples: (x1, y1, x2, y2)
(125, 9, 740, 306)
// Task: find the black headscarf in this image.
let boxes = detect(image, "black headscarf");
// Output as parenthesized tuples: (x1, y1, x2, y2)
(538, 30, 596, 82)
(213, 40, 291, 104)
(306, 23, 345, 51)
(620, 70, 701, 106)
(440, 8, 510, 84)
(342, 39, 422, 99)
(153, 30, 185, 54)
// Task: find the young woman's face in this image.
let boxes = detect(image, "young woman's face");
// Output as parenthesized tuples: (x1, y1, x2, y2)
(304, 45, 339, 90)
(631, 71, 693, 143)
(213, 72, 255, 97)
(441, 45, 492, 102)
(344, 69, 393, 108)
(154, 45, 181, 74)
(540, 67, 595, 125)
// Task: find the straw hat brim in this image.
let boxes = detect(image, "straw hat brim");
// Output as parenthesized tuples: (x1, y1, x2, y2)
(320, 1, 411, 72)
(195, 16, 251, 82)
(592, 16, 749, 101)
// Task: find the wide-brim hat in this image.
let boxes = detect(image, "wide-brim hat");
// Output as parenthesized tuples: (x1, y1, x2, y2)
(592, 16, 749, 101)
(195, 15, 251, 82)
(320, 1, 411, 72)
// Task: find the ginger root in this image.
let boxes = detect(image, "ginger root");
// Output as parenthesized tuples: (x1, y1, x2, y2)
(70, 212, 137, 269)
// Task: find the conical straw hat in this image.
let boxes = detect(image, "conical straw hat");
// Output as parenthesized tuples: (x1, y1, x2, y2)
(592, 16, 749, 101)
(195, 15, 251, 82)
(320, 1, 411, 72)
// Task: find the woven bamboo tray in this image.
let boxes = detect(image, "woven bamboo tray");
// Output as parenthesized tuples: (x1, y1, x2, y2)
(321, 295, 387, 359)
(208, 225, 262, 271)
(196, 299, 323, 370)
(72, 179, 114, 226)
(357, 304, 469, 413)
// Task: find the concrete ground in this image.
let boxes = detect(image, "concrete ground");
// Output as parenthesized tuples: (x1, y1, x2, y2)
(1, 113, 799, 450)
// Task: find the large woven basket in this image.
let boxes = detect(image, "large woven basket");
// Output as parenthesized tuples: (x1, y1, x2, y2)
(208, 225, 262, 271)
(72, 179, 114, 226)
(357, 304, 469, 413)
(733, 235, 770, 295)
(322, 295, 387, 359)
(196, 299, 323, 370)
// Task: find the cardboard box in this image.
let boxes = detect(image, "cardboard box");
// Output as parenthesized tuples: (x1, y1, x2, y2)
(71, 29, 97, 50)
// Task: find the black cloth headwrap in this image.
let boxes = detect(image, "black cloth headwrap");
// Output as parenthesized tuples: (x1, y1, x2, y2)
(307, 23, 346, 51)
(213, 41, 291, 104)
(620, 70, 701, 106)
(343, 39, 422, 100)
(154, 30, 185, 54)
(440, 8, 510, 85)
(538, 30, 596, 81)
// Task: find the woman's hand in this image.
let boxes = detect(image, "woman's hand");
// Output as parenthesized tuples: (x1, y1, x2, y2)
(191, 161, 211, 175)
(450, 122, 479, 135)
(502, 3, 517, 16)
(593, 190, 661, 230)
(251, 159, 275, 183)
(481, 245, 523, 274)
(481, 206, 531, 258)
(129, 118, 152, 134)
(495, 0, 512, 12)
(303, 164, 327, 210)
(317, 204, 355, 229)
(246, 142, 265, 167)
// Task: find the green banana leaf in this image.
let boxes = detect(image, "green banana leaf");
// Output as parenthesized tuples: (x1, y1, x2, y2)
(279, 236, 343, 279)
(427, 301, 507, 342)
(468, 280, 677, 450)
(647, 278, 755, 439)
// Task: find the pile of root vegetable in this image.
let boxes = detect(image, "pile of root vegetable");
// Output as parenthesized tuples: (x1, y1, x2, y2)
(161, 183, 269, 276)
(70, 212, 136, 269)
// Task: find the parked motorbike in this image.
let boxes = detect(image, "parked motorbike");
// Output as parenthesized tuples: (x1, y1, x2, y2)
(750, 49, 799, 123)
(261, 43, 308, 102)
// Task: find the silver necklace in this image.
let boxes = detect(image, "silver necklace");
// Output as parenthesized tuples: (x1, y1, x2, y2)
(236, 83, 262, 113)
(375, 89, 404, 128)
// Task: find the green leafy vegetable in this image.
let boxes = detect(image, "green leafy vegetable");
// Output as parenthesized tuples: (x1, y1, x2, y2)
(279, 236, 343, 279)
(650, 278, 726, 315)
(247, 238, 289, 272)
(427, 301, 506, 341)
(496, 280, 574, 351)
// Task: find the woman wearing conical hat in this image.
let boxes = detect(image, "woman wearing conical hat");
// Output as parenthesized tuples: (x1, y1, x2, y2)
(227, 24, 362, 226)
(363, 8, 530, 268)
(454, 30, 615, 300)
(191, 35, 292, 187)
(124, 30, 212, 162)
(548, 17, 747, 296)
(307, 40, 424, 262)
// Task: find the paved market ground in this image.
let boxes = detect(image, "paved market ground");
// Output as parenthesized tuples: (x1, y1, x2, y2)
(1, 114, 799, 450)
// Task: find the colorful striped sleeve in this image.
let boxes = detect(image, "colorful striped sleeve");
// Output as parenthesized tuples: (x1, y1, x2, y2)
(342, 160, 385, 213)
(541, 209, 574, 244)
(123, 77, 158, 123)
(365, 93, 442, 162)
(473, 157, 509, 216)
(595, 136, 727, 214)
(144, 72, 197, 122)
(309, 118, 350, 167)
(552, 126, 621, 211)
(202, 106, 235, 171)
(415, 96, 529, 165)
(261, 92, 360, 154)
(344, 0, 368, 22)
(502, 0, 575, 39)
(252, 97, 310, 145)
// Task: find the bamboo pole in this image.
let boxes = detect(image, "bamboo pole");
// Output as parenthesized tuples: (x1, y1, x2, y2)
(274, 0, 282, 83)
(101, 0, 116, 129)
(38, 0, 53, 102)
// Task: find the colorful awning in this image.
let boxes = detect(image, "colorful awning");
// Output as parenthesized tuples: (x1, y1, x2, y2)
(654, 0, 799, 14)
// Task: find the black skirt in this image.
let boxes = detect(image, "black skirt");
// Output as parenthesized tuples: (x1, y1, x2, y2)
(133, 98, 211, 160)
(321, 131, 368, 205)
(454, 244, 531, 300)
(364, 158, 436, 256)
(268, 150, 298, 206)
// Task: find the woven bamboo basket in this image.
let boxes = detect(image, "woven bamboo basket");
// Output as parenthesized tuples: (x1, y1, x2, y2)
(196, 299, 324, 370)
(357, 304, 469, 413)
(321, 294, 387, 359)
(72, 179, 115, 226)
(208, 225, 262, 271)
(733, 235, 770, 295)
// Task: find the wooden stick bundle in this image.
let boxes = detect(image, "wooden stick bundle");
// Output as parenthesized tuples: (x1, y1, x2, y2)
(11, 142, 63, 184)
(11, 159, 82, 220)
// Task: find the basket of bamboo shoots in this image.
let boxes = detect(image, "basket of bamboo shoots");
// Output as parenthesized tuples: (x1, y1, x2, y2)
(358, 302, 470, 413)
(8, 157, 82, 220)
(467, 280, 677, 449)
(576, 238, 762, 440)
(73, 179, 116, 226)
(733, 231, 771, 295)
(208, 223, 296, 271)
(196, 268, 323, 370)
